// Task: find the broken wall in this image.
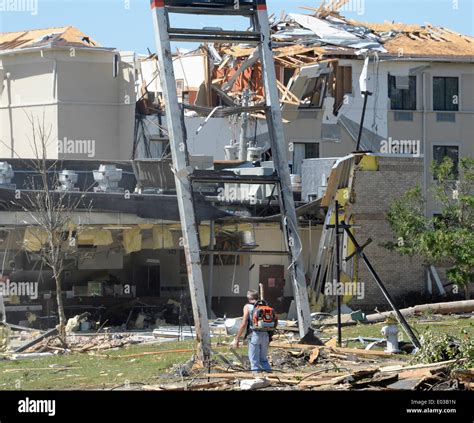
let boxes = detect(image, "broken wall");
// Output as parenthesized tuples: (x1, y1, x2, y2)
(346, 156, 425, 309)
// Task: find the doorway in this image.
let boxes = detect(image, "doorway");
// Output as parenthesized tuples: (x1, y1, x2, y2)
(259, 265, 285, 312)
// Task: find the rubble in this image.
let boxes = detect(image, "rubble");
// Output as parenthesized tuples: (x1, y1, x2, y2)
(0, 322, 10, 352)
(149, 310, 473, 392)
(240, 378, 271, 391)
(2, 332, 144, 358)
(65, 313, 91, 333)
(205, 9, 474, 110)
(152, 343, 473, 391)
(0, 4, 471, 392)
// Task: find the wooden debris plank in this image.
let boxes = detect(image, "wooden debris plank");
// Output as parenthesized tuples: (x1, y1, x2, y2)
(380, 359, 462, 373)
(187, 380, 233, 390)
(281, 99, 300, 107)
(270, 341, 318, 350)
(217, 56, 231, 71)
(276, 80, 300, 105)
(105, 349, 195, 359)
(274, 57, 299, 67)
(197, 370, 349, 380)
(330, 346, 394, 358)
(271, 342, 394, 358)
(298, 5, 320, 13)
(142, 385, 165, 391)
(350, 373, 399, 389)
(272, 377, 348, 388)
(398, 368, 443, 380)
(14, 328, 58, 353)
(275, 46, 321, 58)
(285, 56, 305, 65)
(309, 348, 320, 364)
(151, 381, 233, 392)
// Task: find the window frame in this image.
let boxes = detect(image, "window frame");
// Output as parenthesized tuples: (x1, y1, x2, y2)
(433, 76, 459, 111)
(299, 74, 329, 110)
(388, 74, 417, 111)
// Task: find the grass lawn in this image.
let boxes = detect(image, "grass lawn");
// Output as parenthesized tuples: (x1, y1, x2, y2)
(0, 341, 200, 391)
(0, 316, 471, 390)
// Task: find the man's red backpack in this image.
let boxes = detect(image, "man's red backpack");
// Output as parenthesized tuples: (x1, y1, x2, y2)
(252, 300, 277, 331)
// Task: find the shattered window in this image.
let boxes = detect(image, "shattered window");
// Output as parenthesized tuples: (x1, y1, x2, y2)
(433, 145, 459, 179)
(299, 75, 328, 109)
(388, 75, 416, 110)
(433, 77, 459, 111)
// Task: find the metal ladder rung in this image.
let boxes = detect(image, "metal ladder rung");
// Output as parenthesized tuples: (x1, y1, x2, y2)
(166, 6, 255, 16)
(169, 35, 261, 44)
(168, 28, 261, 44)
(190, 171, 280, 185)
(184, 103, 269, 117)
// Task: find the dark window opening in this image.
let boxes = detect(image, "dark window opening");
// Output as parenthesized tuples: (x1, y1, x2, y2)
(388, 75, 416, 110)
(283, 68, 296, 87)
(433, 77, 459, 111)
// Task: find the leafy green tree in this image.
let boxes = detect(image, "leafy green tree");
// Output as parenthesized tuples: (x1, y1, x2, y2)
(387, 157, 473, 299)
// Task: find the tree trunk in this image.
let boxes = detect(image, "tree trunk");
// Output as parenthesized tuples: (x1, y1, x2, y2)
(54, 271, 67, 346)
(465, 285, 471, 300)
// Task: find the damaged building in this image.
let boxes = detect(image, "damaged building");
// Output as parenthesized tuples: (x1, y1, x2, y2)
(0, 4, 473, 329)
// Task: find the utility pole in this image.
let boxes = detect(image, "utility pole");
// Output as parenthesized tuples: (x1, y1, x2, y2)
(335, 201, 342, 347)
(238, 89, 251, 162)
(356, 91, 373, 152)
(356, 55, 372, 152)
(207, 220, 215, 317)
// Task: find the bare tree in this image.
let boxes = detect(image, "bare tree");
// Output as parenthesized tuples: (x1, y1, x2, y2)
(7, 113, 92, 344)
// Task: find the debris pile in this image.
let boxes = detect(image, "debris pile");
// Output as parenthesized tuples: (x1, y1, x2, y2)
(10, 333, 142, 356)
(411, 330, 473, 368)
(0, 322, 10, 352)
(204, 8, 474, 109)
(150, 340, 473, 391)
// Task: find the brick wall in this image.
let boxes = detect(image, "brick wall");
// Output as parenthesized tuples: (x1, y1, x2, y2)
(346, 156, 425, 310)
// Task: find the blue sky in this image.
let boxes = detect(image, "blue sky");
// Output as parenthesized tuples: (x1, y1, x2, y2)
(0, 0, 473, 54)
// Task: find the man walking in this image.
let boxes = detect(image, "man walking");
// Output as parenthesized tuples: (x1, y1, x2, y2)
(233, 290, 275, 373)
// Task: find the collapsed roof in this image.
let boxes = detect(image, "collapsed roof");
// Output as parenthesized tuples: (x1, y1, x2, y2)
(0, 26, 103, 52)
(203, 8, 474, 117)
(222, 9, 474, 62)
